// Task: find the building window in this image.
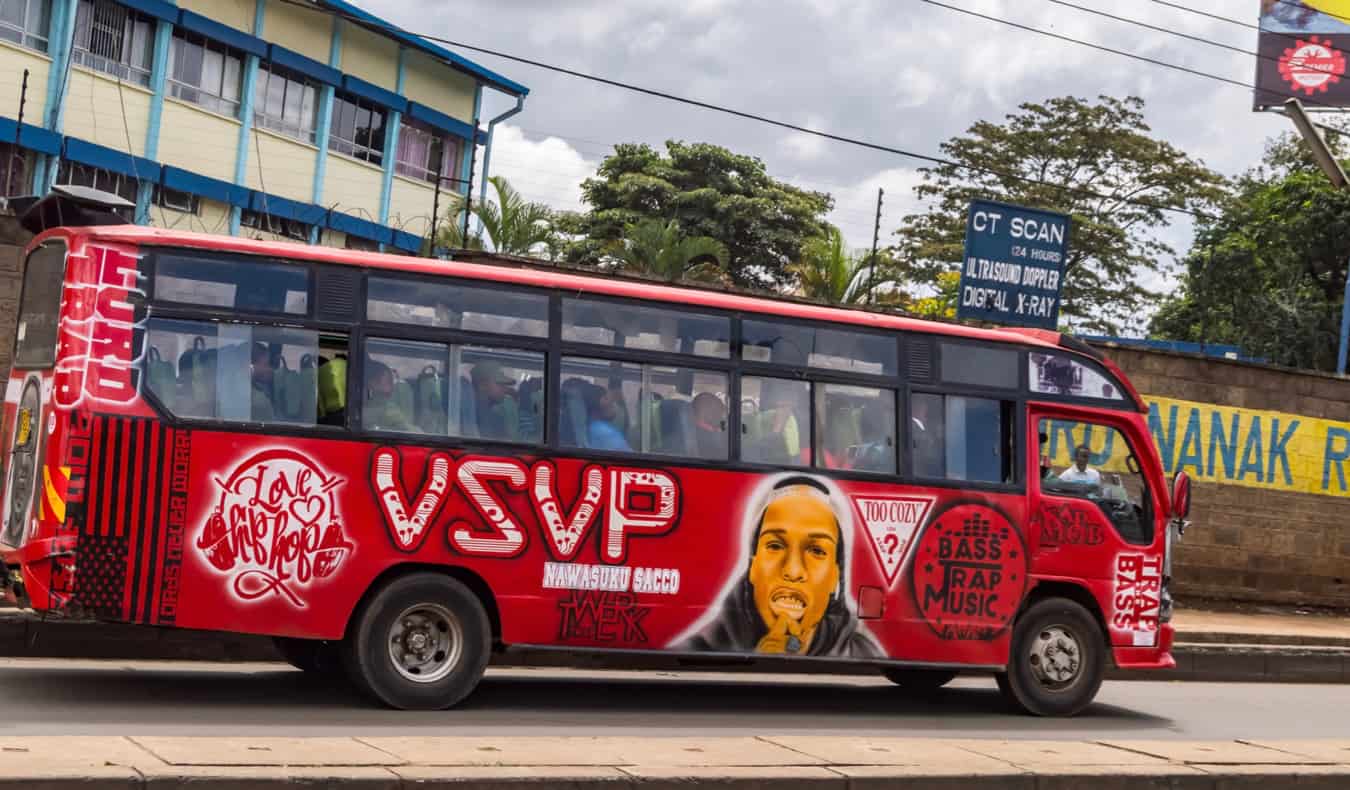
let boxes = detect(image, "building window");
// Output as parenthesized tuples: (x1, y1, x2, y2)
(240, 209, 313, 242)
(153, 185, 199, 214)
(395, 120, 460, 184)
(168, 31, 243, 117)
(70, 0, 153, 86)
(0, 0, 50, 52)
(56, 160, 138, 205)
(0, 142, 31, 197)
(254, 62, 318, 143)
(329, 91, 386, 166)
(344, 235, 380, 252)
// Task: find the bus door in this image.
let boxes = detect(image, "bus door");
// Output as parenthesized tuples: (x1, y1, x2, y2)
(2, 242, 68, 557)
(1027, 406, 1165, 649)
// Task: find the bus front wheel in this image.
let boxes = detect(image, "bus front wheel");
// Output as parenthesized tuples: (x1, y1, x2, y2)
(342, 573, 491, 710)
(997, 597, 1105, 717)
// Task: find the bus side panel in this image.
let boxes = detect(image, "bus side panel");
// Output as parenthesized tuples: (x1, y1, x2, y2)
(84, 426, 1035, 670)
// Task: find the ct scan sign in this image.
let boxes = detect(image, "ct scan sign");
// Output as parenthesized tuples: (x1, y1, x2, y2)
(957, 200, 1069, 331)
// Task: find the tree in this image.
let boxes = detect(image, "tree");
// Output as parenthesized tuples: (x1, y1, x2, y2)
(1150, 134, 1350, 372)
(437, 176, 557, 257)
(788, 225, 902, 305)
(893, 95, 1226, 334)
(565, 141, 833, 290)
(608, 218, 728, 283)
(910, 270, 961, 320)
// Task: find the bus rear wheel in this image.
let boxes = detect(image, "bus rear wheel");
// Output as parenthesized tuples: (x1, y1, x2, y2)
(880, 668, 959, 691)
(342, 573, 491, 710)
(998, 597, 1105, 717)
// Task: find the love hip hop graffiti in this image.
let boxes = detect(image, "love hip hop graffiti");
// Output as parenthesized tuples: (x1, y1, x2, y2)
(370, 449, 679, 563)
(196, 449, 354, 607)
(53, 246, 147, 410)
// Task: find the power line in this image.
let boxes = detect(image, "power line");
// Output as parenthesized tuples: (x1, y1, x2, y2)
(1144, 0, 1258, 31)
(273, 0, 1213, 220)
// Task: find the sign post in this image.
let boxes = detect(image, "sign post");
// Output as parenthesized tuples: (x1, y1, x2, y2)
(956, 199, 1070, 331)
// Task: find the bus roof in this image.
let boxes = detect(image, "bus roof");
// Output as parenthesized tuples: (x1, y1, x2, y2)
(39, 224, 1094, 355)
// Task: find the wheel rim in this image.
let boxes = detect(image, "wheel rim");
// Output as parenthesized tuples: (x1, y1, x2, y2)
(1027, 624, 1082, 690)
(387, 603, 462, 684)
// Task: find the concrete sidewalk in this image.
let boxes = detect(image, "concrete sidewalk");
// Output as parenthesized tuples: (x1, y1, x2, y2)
(7, 735, 1350, 788)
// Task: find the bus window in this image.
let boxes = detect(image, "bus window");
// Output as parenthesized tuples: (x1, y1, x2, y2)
(13, 243, 66, 369)
(940, 341, 1018, 389)
(143, 319, 324, 424)
(362, 338, 544, 443)
(742, 319, 896, 376)
(562, 298, 730, 358)
(740, 376, 810, 468)
(911, 393, 1014, 484)
(815, 383, 896, 474)
(153, 253, 309, 315)
(559, 357, 728, 459)
(1039, 418, 1151, 542)
(1030, 352, 1124, 400)
(367, 275, 549, 338)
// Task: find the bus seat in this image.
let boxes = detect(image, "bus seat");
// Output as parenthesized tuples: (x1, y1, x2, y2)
(457, 376, 479, 437)
(658, 398, 697, 457)
(297, 354, 318, 424)
(145, 346, 176, 410)
(271, 357, 303, 420)
(393, 377, 415, 423)
(317, 357, 347, 417)
(415, 366, 447, 435)
(517, 377, 542, 440)
(559, 380, 588, 448)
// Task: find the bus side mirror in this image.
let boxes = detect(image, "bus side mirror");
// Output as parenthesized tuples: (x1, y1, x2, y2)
(1171, 472, 1192, 521)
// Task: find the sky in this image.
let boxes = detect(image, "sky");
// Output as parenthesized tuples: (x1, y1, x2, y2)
(358, 0, 1306, 333)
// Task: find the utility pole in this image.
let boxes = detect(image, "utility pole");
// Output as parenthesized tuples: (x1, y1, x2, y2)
(1283, 98, 1350, 375)
(5, 70, 28, 199)
(426, 156, 443, 259)
(866, 187, 884, 305)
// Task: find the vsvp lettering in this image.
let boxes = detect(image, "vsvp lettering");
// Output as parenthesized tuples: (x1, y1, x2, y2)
(370, 448, 680, 564)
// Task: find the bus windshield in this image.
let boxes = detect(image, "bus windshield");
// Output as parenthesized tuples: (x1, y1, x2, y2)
(13, 243, 66, 369)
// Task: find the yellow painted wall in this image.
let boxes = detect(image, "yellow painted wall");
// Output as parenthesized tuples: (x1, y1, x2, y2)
(340, 24, 398, 91)
(244, 129, 316, 203)
(263, 0, 332, 64)
(150, 197, 232, 235)
(0, 44, 49, 126)
(323, 154, 384, 218)
(320, 229, 348, 248)
(1044, 395, 1350, 499)
(62, 69, 153, 157)
(159, 100, 240, 183)
(386, 176, 437, 239)
(178, 0, 257, 33)
(403, 50, 476, 121)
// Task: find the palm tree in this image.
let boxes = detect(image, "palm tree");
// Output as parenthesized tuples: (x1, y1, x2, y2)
(437, 176, 556, 257)
(789, 225, 901, 305)
(608, 218, 728, 283)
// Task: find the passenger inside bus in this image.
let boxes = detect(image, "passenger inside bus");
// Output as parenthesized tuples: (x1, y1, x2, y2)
(692, 392, 727, 459)
(250, 342, 276, 421)
(364, 360, 416, 433)
(851, 400, 894, 473)
(581, 382, 632, 451)
(469, 360, 519, 441)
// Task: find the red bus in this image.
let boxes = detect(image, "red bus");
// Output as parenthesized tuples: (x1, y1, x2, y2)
(0, 195, 1190, 716)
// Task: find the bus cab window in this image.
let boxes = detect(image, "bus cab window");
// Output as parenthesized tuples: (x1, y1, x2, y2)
(1039, 418, 1151, 542)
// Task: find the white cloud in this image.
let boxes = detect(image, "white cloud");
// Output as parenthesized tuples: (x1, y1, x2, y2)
(476, 125, 597, 213)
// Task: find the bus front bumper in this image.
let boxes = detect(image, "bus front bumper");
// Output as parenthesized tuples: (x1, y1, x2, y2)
(1112, 623, 1176, 670)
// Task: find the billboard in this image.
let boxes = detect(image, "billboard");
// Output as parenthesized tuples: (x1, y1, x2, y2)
(1255, 1, 1350, 109)
(957, 199, 1068, 331)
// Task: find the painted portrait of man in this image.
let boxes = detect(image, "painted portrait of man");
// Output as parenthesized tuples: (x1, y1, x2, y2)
(676, 475, 880, 658)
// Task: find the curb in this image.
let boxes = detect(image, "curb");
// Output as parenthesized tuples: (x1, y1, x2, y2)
(3, 615, 1350, 683)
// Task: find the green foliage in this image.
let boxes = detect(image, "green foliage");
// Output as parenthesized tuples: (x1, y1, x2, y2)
(437, 176, 557, 258)
(564, 141, 833, 290)
(608, 218, 728, 283)
(788, 225, 902, 305)
(893, 95, 1226, 334)
(1150, 136, 1350, 372)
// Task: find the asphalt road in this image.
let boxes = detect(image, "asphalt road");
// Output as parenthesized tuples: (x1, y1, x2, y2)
(0, 658, 1342, 739)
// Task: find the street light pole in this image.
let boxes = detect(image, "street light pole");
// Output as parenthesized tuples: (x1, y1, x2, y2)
(1283, 98, 1350, 374)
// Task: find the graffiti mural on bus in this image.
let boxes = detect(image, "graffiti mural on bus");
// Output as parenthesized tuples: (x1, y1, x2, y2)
(673, 474, 882, 658)
(910, 502, 1027, 641)
(53, 245, 147, 410)
(369, 446, 681, 563)
(196, 449, 354, 608)
(1112, 552, 1162, 648)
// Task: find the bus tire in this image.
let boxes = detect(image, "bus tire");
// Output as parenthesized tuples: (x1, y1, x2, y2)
(880, 667, 959, 691)
(273, 637, 342, 676)
(998, 597, 1105, 717)
(342, 573, 491, 711)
